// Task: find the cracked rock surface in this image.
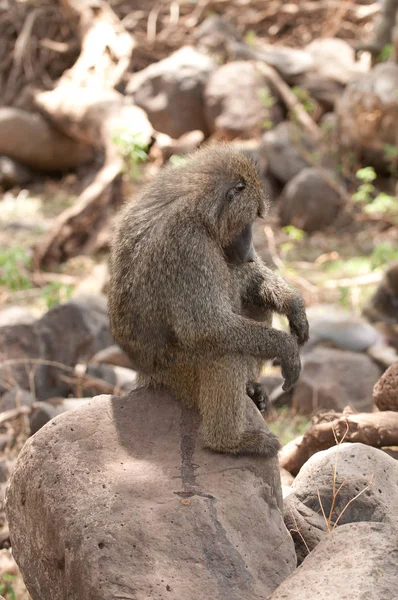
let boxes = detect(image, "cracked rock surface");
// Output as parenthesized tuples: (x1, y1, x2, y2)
(6, 388, 295, 600)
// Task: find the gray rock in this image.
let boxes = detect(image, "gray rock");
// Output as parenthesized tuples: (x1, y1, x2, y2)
(292, 347, 381, 414)
(336, 63, 398, 170)
(278, 168, 342, 232)
(204, 61, 283, 138)
(0, 295, 113, 400)
(127, 47, 215, 138)
(284, 443, 398, 564)
(262, 122, 314, 184)
(1, 388, 36, 411)
(304, 305, 383, 353)
(269, 522, 398, 600)
(6, 388, 296, 600)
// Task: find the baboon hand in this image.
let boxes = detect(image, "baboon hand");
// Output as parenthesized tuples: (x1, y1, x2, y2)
(278, 332, 301, 392)
(287, 296, 309, 346)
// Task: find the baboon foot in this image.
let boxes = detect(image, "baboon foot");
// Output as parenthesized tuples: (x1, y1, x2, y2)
(246, 380, 268, 413)
(204, 429, 280, 457)
(237, 429, 281, 457)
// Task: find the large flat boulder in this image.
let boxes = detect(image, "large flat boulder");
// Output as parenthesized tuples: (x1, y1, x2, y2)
(6, 388, 296, 600)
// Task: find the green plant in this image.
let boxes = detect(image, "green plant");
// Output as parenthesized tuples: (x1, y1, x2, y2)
(283, 225, 305, 241)
(112, 129, 149, 180)
(291, 86, 315, 114)
(258, 86, 275, 109)
(244, 29, 257, 45)
(41, 282, 73, 309)
(353, 167, 397, 220)
(377, 43, 392, 63)
(0, 573, 16, 600)
(0, 247, 32, 291)
(280, 226, 306, 258)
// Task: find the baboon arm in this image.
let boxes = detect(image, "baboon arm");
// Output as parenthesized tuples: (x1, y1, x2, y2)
(173, 295, 301, 390)
(233, 256, 309, 345)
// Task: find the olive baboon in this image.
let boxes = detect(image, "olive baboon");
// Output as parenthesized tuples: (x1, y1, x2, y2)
(108, 147, 309, 456)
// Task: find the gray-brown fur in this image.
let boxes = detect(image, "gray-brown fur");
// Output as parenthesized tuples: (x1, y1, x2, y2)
(108, 147, 309, 456)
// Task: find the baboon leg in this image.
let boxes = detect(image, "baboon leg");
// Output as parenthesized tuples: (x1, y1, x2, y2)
(199, 356, 279, 457)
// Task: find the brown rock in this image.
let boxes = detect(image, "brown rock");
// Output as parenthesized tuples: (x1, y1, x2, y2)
(0, 108, 94, 172)
(373, 361, 398, 411)
(6, 388, 296, 600)
(292, 347, 381, 414)
(127, 47, 215, 138)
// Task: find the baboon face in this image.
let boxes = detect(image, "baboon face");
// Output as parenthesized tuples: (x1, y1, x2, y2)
(224, 223, 256, 264)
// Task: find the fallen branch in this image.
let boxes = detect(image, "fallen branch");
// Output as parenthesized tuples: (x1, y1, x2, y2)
(0, 405, 39, 426)
(280, 409, 398, 475)
(255, 62, 322, 142)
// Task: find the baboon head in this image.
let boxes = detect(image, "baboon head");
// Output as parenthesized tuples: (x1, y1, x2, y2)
(162, 146, 270, 247)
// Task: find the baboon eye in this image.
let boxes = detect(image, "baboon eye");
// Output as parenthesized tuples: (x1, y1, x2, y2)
(226, 180, 246, 201)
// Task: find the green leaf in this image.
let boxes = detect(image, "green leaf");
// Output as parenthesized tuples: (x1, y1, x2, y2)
(356, 167, 376, 183)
